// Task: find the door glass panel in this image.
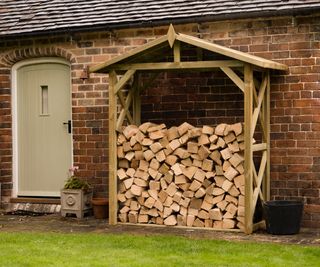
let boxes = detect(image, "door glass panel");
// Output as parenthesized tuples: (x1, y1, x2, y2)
(40, 85, 49, 115)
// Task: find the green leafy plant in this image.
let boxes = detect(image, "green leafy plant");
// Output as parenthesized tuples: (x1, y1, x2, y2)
(63, 166, 91, 191)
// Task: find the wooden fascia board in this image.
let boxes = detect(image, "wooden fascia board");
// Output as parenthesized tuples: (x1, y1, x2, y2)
(89, 35, 169, 73)
(101, 60, 243, 71)
(176, 33, 288, 71)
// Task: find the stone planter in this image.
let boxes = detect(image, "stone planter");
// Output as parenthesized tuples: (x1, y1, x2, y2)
(60, 189, 92, 218)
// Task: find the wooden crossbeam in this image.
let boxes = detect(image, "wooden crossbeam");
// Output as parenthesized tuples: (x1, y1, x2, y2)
(252, 143, 267, 152)
(110, 60, 243, 71)
(117, 89, 134, 125)
(251, 74, 268, 138)
(114, 69, 136, 94)
(220, 67, 244, 92)
(116, 90, 133, 131)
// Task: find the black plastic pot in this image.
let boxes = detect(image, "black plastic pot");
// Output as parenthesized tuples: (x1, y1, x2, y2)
(263, 200, 303, 235)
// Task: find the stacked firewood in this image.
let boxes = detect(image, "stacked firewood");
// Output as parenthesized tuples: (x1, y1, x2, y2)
(116, 122, 245, 230)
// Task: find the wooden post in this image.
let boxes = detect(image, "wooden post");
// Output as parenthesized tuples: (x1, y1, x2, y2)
(174, 41, 181, 63)
(132, 73, 141, 125)
(109, 71, 118, 225)
(244, 64, 253, 234)
(263, 70, 270, 201)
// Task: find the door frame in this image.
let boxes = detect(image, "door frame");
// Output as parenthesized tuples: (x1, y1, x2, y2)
(12, 57, 73, 197)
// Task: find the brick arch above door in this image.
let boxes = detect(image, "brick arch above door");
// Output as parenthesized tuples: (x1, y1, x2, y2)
(0, 47, 76, 67)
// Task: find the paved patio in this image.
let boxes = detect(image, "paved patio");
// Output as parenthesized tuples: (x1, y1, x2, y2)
(0, 211, 319, 246)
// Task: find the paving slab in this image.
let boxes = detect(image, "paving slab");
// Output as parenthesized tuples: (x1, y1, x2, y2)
(0, 212, 319, 246)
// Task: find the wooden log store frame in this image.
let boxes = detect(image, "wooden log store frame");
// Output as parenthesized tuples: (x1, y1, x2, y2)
(90, 25, 287, 234)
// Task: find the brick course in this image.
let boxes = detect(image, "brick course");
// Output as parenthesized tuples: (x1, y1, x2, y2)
(0, 14, 319, 227)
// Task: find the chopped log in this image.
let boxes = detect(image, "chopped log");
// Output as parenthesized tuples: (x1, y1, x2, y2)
(213, 220, 223, 229)
(130, 184, 142, 196)
(159, 163, 170, 174)
(148, 189, 158, 200)
(188, 128, 202, 138)
(154, 200, 164, 211)
(193, 159, 202, 168)
(123, 178, 134, 189)
(193, 218, 205, 227)
(160, 178, 168, 190)
(155, 150, 166, 162)
(144, 197, 156, 209)
(181, 158, 192, 167)
(148, 168, 158, 179)
(188, 208, 199, 216)
(171, 163, 183, 175)
(134, 178, 148, 187)
(177, 215, 187, 226)
(123, 125, 139, 139)
(225, 195, 238, 205)
(224, 132, 236, 144)
(236, 163, 244, 174)
(143, 150, 154, 161)
(175, 175, 188, 185)
(130, 136, 137, 147)
(149, 181, 160, 191)
(130, 201, 140, 211)
(209, 150, 222, 165)
(180, 206, 188, 216)
(198, 145, 210, 160)
(224, 166, 238, 181)
(134, 169, 149, 181)
(212, 194, 225, 205)
(201, 159, 213, 172)
(187, 142, 199, 154)
(189, 180, 202, 192)
(180, 197, 191, 208)
(217, 200, 228, 211)
(147, 208, 158, 217)
(209, 134, 218, 144)
(117, 193, 126, 203)
(186, 215, 195, 227)
(173, 191, 182, 203)
(216, 137, 226, 148)
(134, 130, 145, 144)
(194, 169, 206, 182)
(209, 208, 223, 220)
(223, 160, 231, 172)
(126, 168, 135, 177)
(118, 159, 130, 168)
(215, 123, 227, 136)
(167, 126, 180, 141)
(150, 142, 163, 153)
(205, 219, 213, 228)
(141, 138, 153, 146)
(147, 123, 166, 133)
(128, 212, 138, 223)
(202, 179, 212, 189)
(178, 122, 193, 136)
(163, 147, 173, 156)
(234, 174, 245, 188)
(164, 215, 177, 226)
(134, 150, 144, 160)
(171, 202, 180, 212)
(138, 160, 149, 172)
(131, 159, 139, 169)
(222, 179, 233, 192)
(214, 176, 226, 188)
(158, 190, 168, 203)
(139, 122, 152, 133)
(226, 203, 238, 217)
(166, 182, 178, 197)
(198, 134, 210, 145)
(163, 196, 173, 207)
(179, 133, 189, 145)
(156, 217, 164, 225)
(117, 134, 127, 145)
(228, 141, 240, 153)
(183, 166, 198, 179)
(222, 219, 236, 229)
(164, 172, 174, 184)
(238, 206, 245, 217)
(202, 125, 214, 135)
(169, 139, 181, 151)
(165, 155, 178, 166)
(212, 187, 225, 196)
(174, 148, 190, 159)
(239, 185, 245, 195)
(163, 207, 173, 218)
(183, 191, 194, 198)
(138, 214, 149, 223)
(200, 200, 213, 211)
(206, 171, 216, 179)
(117, 168, 127, 180)
(220, 147, 232, 160)
(198, 210, 210, 220)
(229, 153, 244, 168)
(189, 198, 202, 210)
(237, 133, 244, 142)
(117, 146, 125, 158)
(119, 213, 128, 223)
(195, 187, 206, 198)
(228, 185, 240, 197)
(231, 122, 242, 136)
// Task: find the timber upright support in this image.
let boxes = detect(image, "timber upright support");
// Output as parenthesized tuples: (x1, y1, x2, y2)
(244, 64, 254, 234)
(108, 71, 118, 225)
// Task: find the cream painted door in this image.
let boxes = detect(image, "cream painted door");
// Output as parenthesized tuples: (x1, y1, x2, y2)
(17, 62, 72, 197)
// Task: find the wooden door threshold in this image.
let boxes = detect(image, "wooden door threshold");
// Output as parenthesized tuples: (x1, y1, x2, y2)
(10, 197, 60, 205)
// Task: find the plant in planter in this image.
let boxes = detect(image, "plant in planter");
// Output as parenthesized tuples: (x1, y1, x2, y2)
(60, 166, 93, 219)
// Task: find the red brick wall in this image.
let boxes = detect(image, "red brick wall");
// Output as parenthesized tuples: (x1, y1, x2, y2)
(0, 14, 319, 227)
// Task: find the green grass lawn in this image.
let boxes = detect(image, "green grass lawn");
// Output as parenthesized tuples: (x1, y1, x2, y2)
(0, 232, 319, 267)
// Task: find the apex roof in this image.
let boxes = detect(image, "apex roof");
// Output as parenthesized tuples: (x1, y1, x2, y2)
(1, 0, 320, 37)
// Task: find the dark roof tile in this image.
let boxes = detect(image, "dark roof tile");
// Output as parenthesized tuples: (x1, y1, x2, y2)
(1, 0, 320, 36)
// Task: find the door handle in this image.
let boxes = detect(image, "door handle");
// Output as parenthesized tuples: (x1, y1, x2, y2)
(63, 120, 72, 134)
